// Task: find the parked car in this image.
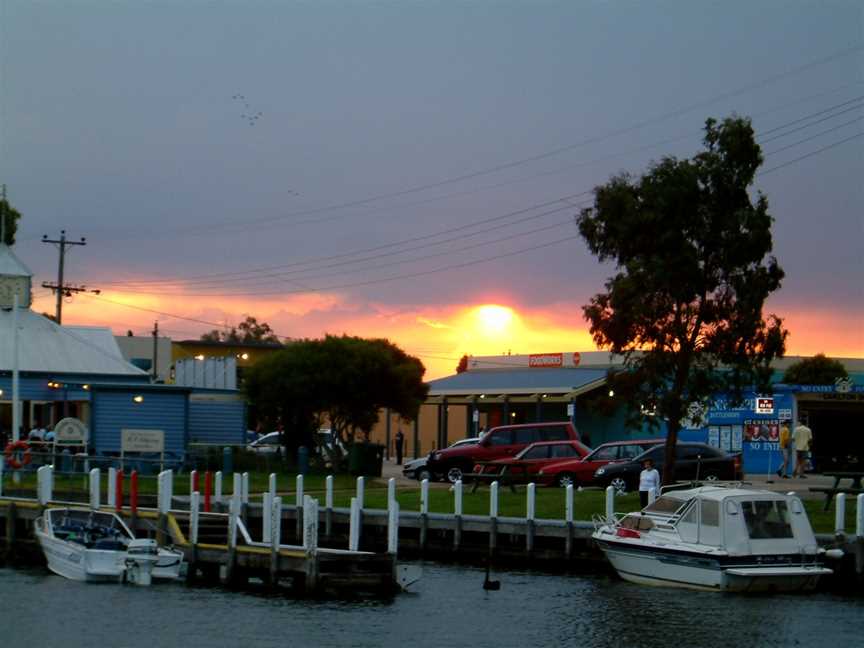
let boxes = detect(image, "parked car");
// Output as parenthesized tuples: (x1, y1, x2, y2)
(474, 440, 591, 478)
(402, 437, 480, 481)
(426, 421, 581, 484)
(247, 431, 282, 454)
(593, 443, 742, 493)
(536, 438, 665, 488)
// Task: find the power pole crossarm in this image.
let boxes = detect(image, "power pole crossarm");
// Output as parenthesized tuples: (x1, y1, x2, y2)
(41, 230, 88, 324)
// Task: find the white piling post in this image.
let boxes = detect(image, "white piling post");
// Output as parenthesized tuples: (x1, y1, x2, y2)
(605, 485, 615, 523)
(325, 475, 334, 510)
(262, 491, 273, 543)
(303, 495, 318, 552)
(214, 471, 223, 505)
(387, 477, 396, 509)
(356, 476, 365, 510)
(490, 481, 499, 518)
(835, 493, 847, 535)
(157, 470, 173, 514)
(296, 474, 304, 508)
(232, 472, 241, 514)
(527, 483, 536, 520)
(107, 467, 117, 509)
(856, 494, 864, 539)
(420, 478, 429, 515)
(37, 465, 53, 505)
(454, 480, 463, 516)
(228, 496, 238, 548)
(190, 491, 200, 544)
(387, 500, 400, 555)
(565, 484, 574, 523)
(348, 497, 360, 551)
(89, 468, 100, 510)
(269, 473, 277, 501)
(241, 472, 249, 505)
(271, 496, 282, 547)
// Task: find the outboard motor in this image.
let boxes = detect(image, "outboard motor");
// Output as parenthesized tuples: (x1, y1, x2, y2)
(125, 539, 160, 586)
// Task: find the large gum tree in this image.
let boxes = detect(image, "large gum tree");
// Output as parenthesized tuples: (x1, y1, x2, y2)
(577, 116, 788, 484)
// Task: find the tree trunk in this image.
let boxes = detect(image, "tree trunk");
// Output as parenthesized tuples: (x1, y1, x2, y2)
(663, 420, 680, 486)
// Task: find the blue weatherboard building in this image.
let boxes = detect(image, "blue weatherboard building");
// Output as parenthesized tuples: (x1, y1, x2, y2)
(0, 244, 245, 458)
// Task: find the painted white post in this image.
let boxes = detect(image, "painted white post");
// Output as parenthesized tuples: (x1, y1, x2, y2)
(490, 481, 499, 518)
(269, 473, 277, 502)
(605, 485, 615, 523)
(356, 476, 365, 510)
(190, 491, 200, 544)
(232, 472, 241, 513)
(387, 500, 400, 555)
(189, 469, 198, 499)
(37, 465, 53, 505)
(387, 477, 396, 509)
(835, 493, 847, 535)
(295, 474, 304, 508)
(157, 470, 173, 514)
(107, 467, 117, 509)
(228, 496, 238, 548)
(565, 484, 574, 523)
(454, 480, 463, 516)
(271, 496, 282, 547)
(303, 495, 318, 552)
(262, 491, 273, 543)
(348, 497, 360, 551)
(420, 478, 429, 515)
(856, 494, 864, 539)
(526, 483, 536, 520)
(89, 468, 100, 510)
(214, 471, 223, 504)
(322, 475, 332, 510)
(241, 472, 250, 505)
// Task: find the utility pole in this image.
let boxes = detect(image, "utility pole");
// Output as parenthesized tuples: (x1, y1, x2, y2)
(152, 320, 159, 382)
(41, 230, 89, 324)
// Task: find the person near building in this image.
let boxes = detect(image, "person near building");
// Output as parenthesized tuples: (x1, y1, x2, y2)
(792, 417, 813, 479)
(776, 420, 793, 479)
(638, 458, 661, 508)
(28, 423, 46, 443)
(395, 429, 405, 465)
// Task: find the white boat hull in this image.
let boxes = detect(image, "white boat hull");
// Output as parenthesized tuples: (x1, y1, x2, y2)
(596, 539, 831, 593)
(36, 528, 125, 583)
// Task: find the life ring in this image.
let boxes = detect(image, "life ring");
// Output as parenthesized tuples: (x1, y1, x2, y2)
(4, 440, 32, 469)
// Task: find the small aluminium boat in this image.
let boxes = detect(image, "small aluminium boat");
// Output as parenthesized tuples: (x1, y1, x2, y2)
(35, 507, 184, 585)
(592, 485, 838, 592)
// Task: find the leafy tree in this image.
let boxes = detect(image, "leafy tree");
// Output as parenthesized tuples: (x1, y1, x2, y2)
(783, 354, 847, 385)
(201, 316, 282, 344)
(244, 335, 428, 458)
(1, 196, 22, 245)
(456, 354, 469, 373)
(577, 116, 787, 484)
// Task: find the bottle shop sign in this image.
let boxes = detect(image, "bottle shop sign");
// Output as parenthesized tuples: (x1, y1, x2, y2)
(755, 397, 774, 415)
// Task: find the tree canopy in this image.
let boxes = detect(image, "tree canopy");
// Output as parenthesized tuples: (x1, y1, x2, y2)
(783, 354, 847, 385)
(1, 196, 22, 245)
(201, 316, 282, 344)
(244, 335, 428, 456)
(577, 115, 787, 483)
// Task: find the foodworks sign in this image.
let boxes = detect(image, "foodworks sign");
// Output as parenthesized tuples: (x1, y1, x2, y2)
(529, 353, 563, 368)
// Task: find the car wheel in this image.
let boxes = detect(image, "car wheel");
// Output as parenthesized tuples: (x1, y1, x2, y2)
(417, 468, 433, 482)
(446, 466, 464, 484)
(610, 477, 628, 494)
(557, 473, 577, 488)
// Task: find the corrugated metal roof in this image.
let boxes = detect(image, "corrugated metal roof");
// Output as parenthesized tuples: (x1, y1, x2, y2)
(0, 244, 33, 277)
(0, 309, 148, 376)
(427, 367, 609, 396)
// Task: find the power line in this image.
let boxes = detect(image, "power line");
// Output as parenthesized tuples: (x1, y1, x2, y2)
(759, 131, 863, 175)
(762, 116, 862, 156)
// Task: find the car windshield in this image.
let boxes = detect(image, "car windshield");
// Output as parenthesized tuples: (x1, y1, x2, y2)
(587, 445, 619, 461)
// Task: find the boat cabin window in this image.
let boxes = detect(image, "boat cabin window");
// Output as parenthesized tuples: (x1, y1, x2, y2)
(643, 496, 686, 515)
(699, 499, 721, 546)
(741, 500, 794, 540)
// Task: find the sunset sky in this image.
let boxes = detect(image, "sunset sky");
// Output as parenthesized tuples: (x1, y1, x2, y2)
(3, 2, 862, 380)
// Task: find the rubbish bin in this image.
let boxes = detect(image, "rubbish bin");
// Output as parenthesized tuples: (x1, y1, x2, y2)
(297, 446, 309, 475)
(222, 446, 233, 474)
(348, 443, 385, 477)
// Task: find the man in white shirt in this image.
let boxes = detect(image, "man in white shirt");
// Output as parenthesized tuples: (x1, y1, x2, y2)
(792, 418, 813, 479)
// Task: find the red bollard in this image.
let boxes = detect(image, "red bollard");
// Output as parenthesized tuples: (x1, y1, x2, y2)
(204, 471, 212, 513)
(116, 469, 124, 512)
(192, 469, 200, 494)
(130, 470, 139, 516)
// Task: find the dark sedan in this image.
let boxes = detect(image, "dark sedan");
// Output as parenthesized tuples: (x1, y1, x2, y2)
(593, 442, 742, 493)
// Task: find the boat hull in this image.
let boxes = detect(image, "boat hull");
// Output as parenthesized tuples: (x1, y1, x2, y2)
(596, 538, 831, 593)
(36, 529, 125, 583)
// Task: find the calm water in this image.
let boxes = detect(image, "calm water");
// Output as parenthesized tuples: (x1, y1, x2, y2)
(1, 563, 862, 648)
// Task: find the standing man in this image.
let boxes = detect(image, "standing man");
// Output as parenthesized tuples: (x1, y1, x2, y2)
(792, 416, 813, 479)
(395, 428, 405, 466)
(776, 420, 792, 479)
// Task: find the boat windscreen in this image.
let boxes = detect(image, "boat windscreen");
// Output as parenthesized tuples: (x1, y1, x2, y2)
(643, 496, 686, 515)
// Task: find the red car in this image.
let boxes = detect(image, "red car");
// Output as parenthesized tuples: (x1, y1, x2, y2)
(474, 440, 591, 478)
(536, 438, 664, 487)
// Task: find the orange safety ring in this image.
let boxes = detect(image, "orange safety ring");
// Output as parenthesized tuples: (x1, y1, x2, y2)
(4, 440, 32, 469)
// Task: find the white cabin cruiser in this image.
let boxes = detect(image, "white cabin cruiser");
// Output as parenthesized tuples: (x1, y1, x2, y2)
(592, 486, 837, 592)
(34, 508, 184, 585)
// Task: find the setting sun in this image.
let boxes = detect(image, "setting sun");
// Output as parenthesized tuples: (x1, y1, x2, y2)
(474, 304, 516, 336)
